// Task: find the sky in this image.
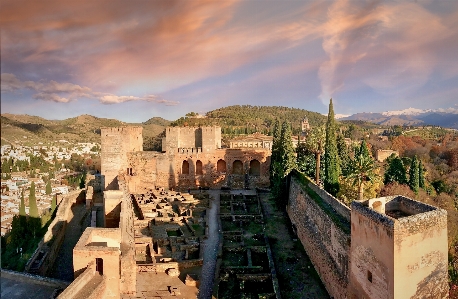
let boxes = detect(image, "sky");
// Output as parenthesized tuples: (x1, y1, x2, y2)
(1, 0, 458, 123)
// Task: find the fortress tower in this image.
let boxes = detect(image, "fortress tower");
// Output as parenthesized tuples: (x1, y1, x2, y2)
(162, 126, 221, 153)
(349, 196, 448, 299)
(101, 127, 143, 190)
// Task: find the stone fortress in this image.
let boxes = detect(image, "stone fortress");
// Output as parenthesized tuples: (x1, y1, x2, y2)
(55, 124, 448, 299)
(102, 126, 271, 193)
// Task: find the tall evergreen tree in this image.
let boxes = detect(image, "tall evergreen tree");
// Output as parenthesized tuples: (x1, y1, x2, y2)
(28, 181, 38, 218)
(279, 121, 295, 177)
(19, 189, 28, 233)
(46, 180, 52, 195)
(418, 160, 425, 189)
(409, 155, 420, 194)
(324, 99, 340, 196)
(337, 134, 350, 176)
(384, 155, 407, 185)
(269, 119, 281, 186)
(270, 121, 295, 202)
(51, 194, 57, 212)
(19, 189, 26, 217)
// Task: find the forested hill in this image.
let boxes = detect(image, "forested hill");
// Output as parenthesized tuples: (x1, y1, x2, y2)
(171, 105, 327, 135)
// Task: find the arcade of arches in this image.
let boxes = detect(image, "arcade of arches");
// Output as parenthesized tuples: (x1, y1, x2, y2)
(181, 159, 261, 176)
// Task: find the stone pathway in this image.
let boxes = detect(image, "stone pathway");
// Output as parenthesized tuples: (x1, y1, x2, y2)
(198, 191, 221, 299)
(49, 201, 90, 282)
(1, 276, 59, 299)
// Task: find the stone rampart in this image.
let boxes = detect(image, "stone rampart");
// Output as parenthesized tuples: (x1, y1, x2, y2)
(117, 175, 136, 296)
(57, 261, 106, 299)
(287, 171, 350, 299)
(126, 148, 270, 191)
(1, 269, 70, 289)
(25, 189, 84, 276)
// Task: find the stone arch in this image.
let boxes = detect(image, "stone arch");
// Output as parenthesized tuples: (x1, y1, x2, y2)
(217, 159, 226, 173)
(232, 160, 243, 175)
(249, 159, 261, 176)
(182, 160, 190, 175)
(196, 160, 203, 175)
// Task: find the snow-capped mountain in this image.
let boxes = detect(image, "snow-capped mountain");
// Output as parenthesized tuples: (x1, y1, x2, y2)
(340, 107, 458, 129)
(381, 107, 458, 117)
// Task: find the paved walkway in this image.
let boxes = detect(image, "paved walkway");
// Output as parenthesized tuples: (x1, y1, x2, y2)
(49, 201, 90, 282)
(198, 191, 221, 299)
(1, 276, 58, 299)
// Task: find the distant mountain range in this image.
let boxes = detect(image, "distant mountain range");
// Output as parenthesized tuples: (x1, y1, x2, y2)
(0, 113, 170, 148)
(338, 107, 458, 129)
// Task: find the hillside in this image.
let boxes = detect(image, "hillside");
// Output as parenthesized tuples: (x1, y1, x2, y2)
(342, 111, 458, 129)
(172, 105, 328, 135)
(1, 106, 327, 149)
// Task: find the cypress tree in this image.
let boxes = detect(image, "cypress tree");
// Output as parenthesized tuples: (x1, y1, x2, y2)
(337, 134, 350, 176)
(409, 156, 420, 194)
(46, 180, 52, 195)
(19, 189, 28, 232)
(19, 189, 26, 217)
(279, 121, 295, 177)
(29, 181, 38, 218)
(384, 155, 407, 185)
(269, 120, 281, 187)
(51, 194, 57, 212)
(324, 98, 340, 196)
(418, 160, 425, 189)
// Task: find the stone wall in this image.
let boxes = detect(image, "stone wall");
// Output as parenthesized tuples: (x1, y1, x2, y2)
(101, 126, 143, 190)
(103, 190, 123, 228)
(287, 172, 350, 299)
(1, 269, 69, 289)
(349, 197, 449, 299)
(163, 126, 221, 153)
(26, 189, 84, 276)
(117, 175, 136, 296)
(126, 148, 270, 191)
(86, 173, 103, 193)
(57, 261, 106, 299)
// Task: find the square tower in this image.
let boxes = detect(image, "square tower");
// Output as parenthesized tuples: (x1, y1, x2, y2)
(349, 196, 448, 299)
(201, 126, 221, 152)
(101, 127, 143, 190)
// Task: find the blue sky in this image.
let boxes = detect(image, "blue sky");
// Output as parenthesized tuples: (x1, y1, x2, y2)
(1, 0, 457, 122)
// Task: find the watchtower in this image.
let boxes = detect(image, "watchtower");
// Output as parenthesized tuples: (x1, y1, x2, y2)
(101, 127, 143, 190)
(349, 196, 448, 298)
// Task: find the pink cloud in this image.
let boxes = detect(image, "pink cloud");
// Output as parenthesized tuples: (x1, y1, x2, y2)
(1, 73, 178, 105)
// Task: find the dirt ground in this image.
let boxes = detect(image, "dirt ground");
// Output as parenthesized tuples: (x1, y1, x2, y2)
(259, 193, 330, 299)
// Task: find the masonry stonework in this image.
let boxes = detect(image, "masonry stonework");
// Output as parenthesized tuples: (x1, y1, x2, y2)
(287, 171, 449, 299)
(62, 125, 448, 299)
(101, 126, 143, 190)
(101, 125, 270, 192)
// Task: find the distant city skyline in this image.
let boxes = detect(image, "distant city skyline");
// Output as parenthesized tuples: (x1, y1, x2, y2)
(1, 0, 458, 123)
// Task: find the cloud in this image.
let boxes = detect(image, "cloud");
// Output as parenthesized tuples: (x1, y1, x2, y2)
(99, 94, 178, 105)
(317, 0, 455, 105)
(1, 73, 178, 105)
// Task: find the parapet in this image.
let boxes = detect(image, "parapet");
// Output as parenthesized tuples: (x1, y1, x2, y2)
(101, 126, 143, 134)
(352, 195, 446, 230)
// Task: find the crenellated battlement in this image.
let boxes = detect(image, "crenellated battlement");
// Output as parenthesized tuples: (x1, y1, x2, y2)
(101, 126, 143, 134)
